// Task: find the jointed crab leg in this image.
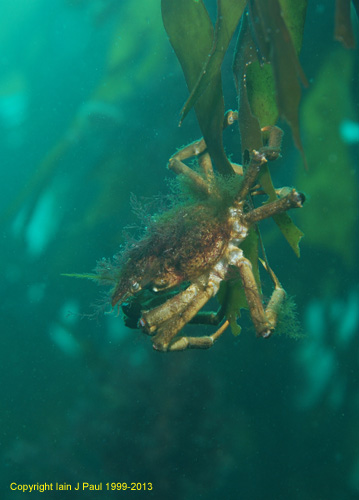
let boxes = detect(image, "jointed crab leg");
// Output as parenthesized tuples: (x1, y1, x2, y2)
(148, 269, 226, 351)
(234, 254, 273, 337)
(259, 258, 287, 328)
(244, 189, 304, 225)
(152, 279, 219, 350)
(236, 150, 268, 201)
(198, 152, 215, 182)
(159, 248, 286, 348)
(169, 158, 212, 196)
(171, 138, 207, 161)
(168, 138, 216, 197)
(264, 286, 286, 329)
(168, 110, 243, 196)
(140, 279, 207, 334)
(235, 126, 286, 201)
(165, 319, 230, 351)
(189, 305, 226, 325)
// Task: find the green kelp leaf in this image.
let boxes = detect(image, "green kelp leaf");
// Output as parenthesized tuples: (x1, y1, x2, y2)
(250, 0, 308, 160)
(161, 0, 233, 175)
(278, 0, 308, 52)
(233, 11, 264, 153)
(224, 281, 245, 336)
(230, 322, 242, 336)
(233, 3, 305, 256)
(234, 1, 308, 160)
(258, 165, 278, 203)
(272, 213, 304, 257)
(335, 0, 356, 48)
(181, 0, 246, 123)
(245, 63, 277, 131)
(217, 280, 246, 336)
(295, 49, 358, 264)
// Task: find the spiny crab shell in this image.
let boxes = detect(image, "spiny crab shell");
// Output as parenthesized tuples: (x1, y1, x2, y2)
(110, 200, 236, 307)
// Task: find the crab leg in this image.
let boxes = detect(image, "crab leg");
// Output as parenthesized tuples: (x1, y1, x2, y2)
(140, 279, 207, 334)
(228, 246, 274, 337)
(168, 158, 211, 197)
(151, 272, 224, 351)
(189, 305, 225, 325)
(260, 126, 283, 161)
(235, 256, 273, 337)
(169, 108, 238, 164)
(170, 138, 207, 161)
(169, 139, 218, 196)
(234, 249, 288, 337)
(243, 189, 304, 225)
(198, 152, 215, 182)
(168, 137, 212, 194)
(189, 278, 232, 326)
(236, 150, 268, 201)
(260, 259, 287, 328)
(165, 319, 230, 351)
(265, 286, 286, 328)
(168, 110, 242, 193)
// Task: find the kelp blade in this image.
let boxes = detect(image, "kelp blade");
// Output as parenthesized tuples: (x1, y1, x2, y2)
(180, 0, 246, 124)
(234, 0, 308, 160)
(233, 1, 306, 256)
(161, 0, 233, 175)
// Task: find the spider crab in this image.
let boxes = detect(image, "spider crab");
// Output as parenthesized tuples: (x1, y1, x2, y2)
(99, 112, 304, 351)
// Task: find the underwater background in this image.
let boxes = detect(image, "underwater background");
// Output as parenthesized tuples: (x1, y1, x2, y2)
(0, 1, 358, 499)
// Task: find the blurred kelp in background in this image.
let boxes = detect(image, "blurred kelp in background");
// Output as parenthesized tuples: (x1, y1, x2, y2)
(296, 47, 358, 267)
(0, 1, 359, 499)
